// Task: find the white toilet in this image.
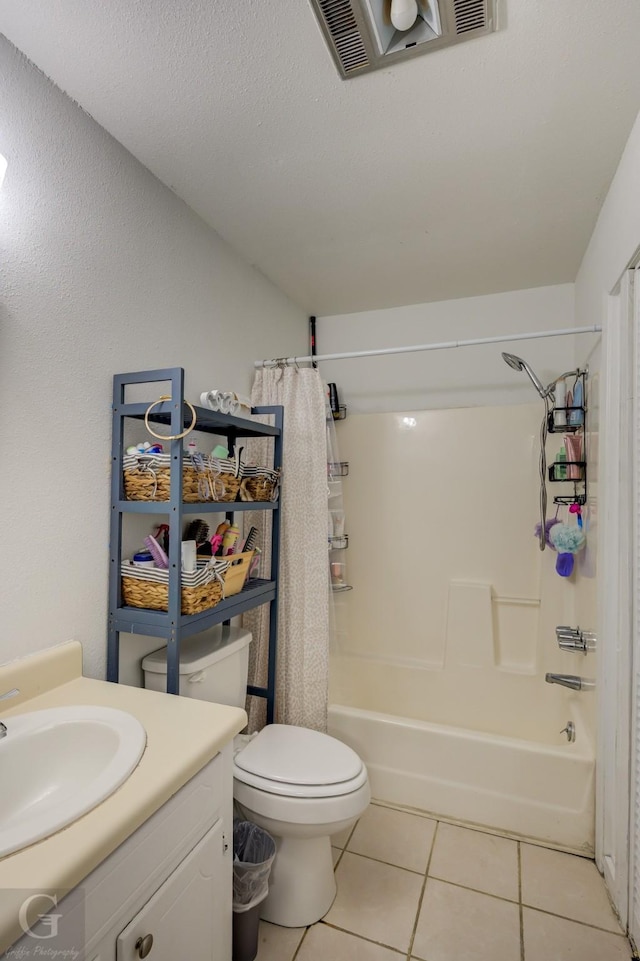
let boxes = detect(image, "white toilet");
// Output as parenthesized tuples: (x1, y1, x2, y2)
(142, 626, 370, 927)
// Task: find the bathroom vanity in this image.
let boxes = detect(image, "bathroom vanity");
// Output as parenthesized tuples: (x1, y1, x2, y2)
(0, 642, 247, 960)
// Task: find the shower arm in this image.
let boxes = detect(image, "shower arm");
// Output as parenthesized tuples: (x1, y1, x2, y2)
(543, 368, 585, 400)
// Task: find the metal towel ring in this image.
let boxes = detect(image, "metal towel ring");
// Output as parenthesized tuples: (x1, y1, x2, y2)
(144, 394, 197, 441)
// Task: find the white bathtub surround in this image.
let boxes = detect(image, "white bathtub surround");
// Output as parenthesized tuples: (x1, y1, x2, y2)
(243, 367, 330, 732)
(328, 704, 595, 854)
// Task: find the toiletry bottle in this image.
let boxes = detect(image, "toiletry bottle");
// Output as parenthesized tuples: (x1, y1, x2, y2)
(569, 379, 584, 426)
(222, 523, 240, 555)
(132, 550, 155, 568)
(555, 447, 567, 480)
(565, 434, 583, 480)
(328, 383, 340, 418)
(554, 378, 567, 428)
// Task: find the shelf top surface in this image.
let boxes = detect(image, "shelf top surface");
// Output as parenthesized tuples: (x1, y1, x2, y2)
(120, 403, 281, 438)
(112, 580, 276, 637)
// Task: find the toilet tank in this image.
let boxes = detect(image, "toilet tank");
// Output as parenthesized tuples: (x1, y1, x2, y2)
(142, 625, 251, 707)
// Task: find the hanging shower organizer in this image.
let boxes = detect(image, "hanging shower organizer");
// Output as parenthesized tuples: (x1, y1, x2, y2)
(546, 369, 588, 507)
(106, 368, 283, 723)
(327, 399, 352, 592)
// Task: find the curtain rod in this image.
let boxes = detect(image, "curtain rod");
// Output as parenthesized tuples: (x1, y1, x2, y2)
(254, 325, 602, 369)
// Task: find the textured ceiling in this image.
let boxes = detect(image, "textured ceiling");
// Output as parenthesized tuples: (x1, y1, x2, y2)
(2, 1, 640, 314)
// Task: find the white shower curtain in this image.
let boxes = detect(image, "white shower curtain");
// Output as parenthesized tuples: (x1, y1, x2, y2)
(243, 366, 330, 732)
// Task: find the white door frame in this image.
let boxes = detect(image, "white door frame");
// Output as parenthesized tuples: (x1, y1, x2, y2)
(598, 265, 636, 931)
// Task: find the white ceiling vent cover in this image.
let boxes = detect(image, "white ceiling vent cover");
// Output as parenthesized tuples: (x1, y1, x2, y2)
(316, 0, 370, 74)
(309, 0, 495, 79)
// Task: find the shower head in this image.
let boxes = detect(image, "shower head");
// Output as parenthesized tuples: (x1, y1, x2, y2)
(501, 352, 550, 399)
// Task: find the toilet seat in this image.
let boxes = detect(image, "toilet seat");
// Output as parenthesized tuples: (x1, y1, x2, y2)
(233, 724, 367, 798)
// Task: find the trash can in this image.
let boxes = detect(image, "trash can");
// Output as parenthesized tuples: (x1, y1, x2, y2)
(232, 821, 276, 961)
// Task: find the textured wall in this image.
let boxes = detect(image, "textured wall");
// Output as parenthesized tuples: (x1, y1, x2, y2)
(0, 38, 306, 677)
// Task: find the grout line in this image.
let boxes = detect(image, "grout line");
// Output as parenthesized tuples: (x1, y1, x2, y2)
(289, 926, 311, 961)
(522, 903, 628, 937)
(518, 841, 525, 961)
(319, 920, 407, 956)
(332, 845, 345, 871)
(369, 798, 593, 859)
(406, 819, 440, 959)
(339, 845, 520, 904)
(426, 874, 519, 906)
(341, 848, 427, 877)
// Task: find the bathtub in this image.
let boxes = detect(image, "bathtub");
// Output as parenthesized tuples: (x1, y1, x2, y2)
(328, 703, 595, 855)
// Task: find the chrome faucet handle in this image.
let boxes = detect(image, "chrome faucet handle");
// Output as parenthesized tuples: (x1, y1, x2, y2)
(545, 673, 584, 691)
(555, 626, 595, 654)
(560, 722, 576, 742)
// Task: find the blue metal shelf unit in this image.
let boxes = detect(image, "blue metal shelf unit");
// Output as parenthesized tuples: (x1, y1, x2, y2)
(107, 367, 283, 722)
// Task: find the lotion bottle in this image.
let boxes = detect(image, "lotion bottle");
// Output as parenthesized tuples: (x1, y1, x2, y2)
(554, 378, 567, 427)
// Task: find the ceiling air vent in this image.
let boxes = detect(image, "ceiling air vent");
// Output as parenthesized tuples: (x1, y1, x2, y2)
(309, 0, 495, 79)
(316, 0, 370, 74)
(453, 0, 487, 34)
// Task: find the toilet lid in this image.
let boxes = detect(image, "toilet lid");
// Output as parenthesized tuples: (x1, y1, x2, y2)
(234, 724, 363, 786)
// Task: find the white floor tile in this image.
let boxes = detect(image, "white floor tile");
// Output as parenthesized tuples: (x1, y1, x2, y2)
(325, 852, 424, 952)
(428, 822, 519, 901)
(412, 878, 520, 961)
(521, 843, 623, 932)
(522, 907, 632, 961)
(348, 804, 437, 873)
(256, 804, 633, 961)
(255, 920, 305, 961)
(296, 923, 405, 960)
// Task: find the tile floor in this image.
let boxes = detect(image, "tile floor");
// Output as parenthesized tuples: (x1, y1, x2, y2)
(255, 801, 635, 961)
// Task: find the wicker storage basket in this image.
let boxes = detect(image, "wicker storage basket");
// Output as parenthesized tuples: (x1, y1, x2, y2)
(123, 452, 242, 503)
(222, 551, 255, 597)
(238, 467, 281, 503)
(121, 559, 228, 615)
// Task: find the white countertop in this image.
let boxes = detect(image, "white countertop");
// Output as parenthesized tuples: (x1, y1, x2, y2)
(0, 641, 247, 955)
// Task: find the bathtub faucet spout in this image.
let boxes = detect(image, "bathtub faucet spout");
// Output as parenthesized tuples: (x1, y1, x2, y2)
(545, 673, 583, 691)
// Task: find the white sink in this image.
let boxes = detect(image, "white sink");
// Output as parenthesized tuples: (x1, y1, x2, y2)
(0, 705, 146, 858)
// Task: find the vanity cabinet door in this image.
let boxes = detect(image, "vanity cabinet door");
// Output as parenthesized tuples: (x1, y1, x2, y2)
(116, 819, 228, 961)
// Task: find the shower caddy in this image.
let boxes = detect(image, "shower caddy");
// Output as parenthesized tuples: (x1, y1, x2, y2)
(546, 369, 587, 507)
(106, 367, 283, 722)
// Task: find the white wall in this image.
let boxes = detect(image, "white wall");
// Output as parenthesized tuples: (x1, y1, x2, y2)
(0, 38, 307, 677)
(573, 108, 640, 930)
(575, 112, 640, 328)
(317, 284, 587, 413)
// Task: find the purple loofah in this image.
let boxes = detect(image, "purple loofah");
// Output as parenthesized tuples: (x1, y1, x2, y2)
(534, 517, 561, 549)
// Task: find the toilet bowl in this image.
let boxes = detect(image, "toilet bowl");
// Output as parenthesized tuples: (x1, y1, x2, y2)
(142, 627, 370, 927)
(233, 724, 370, 926)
